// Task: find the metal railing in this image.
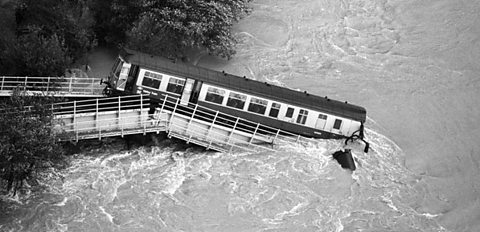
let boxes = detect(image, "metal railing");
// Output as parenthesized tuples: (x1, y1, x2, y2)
(55, 95, 156, 141)
(1, 92, 317, 152)
(154, 94, 316, 151)
(0, 76, 104, 96)
(58, 110, 161, 141)
(53, 94, 150, 115)
(55, 93, 315, 152)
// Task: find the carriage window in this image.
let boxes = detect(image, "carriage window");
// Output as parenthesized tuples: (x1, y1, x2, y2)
(316, 113, 328, 129)
(112, 58, 121, 74)
(166, 78, 185, 94)
(114, 60, 124, 77)
(296, 109, 309, 124)
(285, 107, 294, 118)
(333, 119, 342, 130)
(248, 98, 267, 115)
(205, 87, 225, 104)
(226, 92, 247, 109)
(269, 103, 281, 118)
(142, 71, 162, 89)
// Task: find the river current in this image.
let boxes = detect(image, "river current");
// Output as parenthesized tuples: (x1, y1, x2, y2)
(0, 128, 446, 231)
(2, 0, 480, 231)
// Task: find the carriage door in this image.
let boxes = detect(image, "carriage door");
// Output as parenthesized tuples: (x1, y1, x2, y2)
(315, 113, 328, 130)
(116, 63, 131, 91)
(188, 80, 203, 104)
(331, 119, 343, 135)
(125, 65, 139, 93)
(180, 78, 196, 105)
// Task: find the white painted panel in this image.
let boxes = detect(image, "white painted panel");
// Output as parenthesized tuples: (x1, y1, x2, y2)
(244, 95, 252, 111)
(304, 110, 315, 127)
(315, 117, 327, 130)
(136, 68, 168, 92)
(221, 89, 230, 105)
(324, 116, 335, 132)
(347, 120, 362, 136)
(198, 83, 208, 100)
(136, 68, 146, 87)
(339, 119, 351, 136)
(116, 63, 131, 91)
(158, 75, 168, 92)
(180, 78, 195, 105)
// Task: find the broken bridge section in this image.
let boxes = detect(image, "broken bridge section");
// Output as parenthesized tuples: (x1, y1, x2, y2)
(54, 94, 313, 153)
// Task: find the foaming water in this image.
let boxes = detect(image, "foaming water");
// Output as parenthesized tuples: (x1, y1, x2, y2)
(0, 128, 447, 231)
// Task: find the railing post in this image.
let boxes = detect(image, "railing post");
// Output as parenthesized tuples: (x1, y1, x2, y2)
(24, 76, 28, 91)
(96, 98, 99, 137)
(1, 76, 4, 90)
(159, 96, 167, 114)
(141, 95, 146, 134)
(168, 98, 180, 130)
(46, 76, 50, 92)
(73, 100, 78, 142)
(248, 123, 260, 146)
(226, 117, 240, 151)
(272, 129, 281, 145)
(119, 96, 123, 137)
(155, 96, 168, 129)
(184, 104, 199, 142)
(69, 75, 73, 93)
(99, 98, 102, 140)
(206, 111, 219, 151)
(205, 111, 219, 143)
(185, 104, 198, 132)
(295, 134, 301, 143)
(91, 77, 95, 94)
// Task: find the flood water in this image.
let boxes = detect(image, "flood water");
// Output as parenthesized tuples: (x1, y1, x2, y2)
(1, 0, 480, 231)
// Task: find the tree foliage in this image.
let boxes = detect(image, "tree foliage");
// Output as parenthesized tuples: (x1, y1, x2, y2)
(0, 0, 96, 76)
(1, 0, 252, 75)
(1, 27, 71, 76)
(0, 90, 66, 195)
(127, 0, 253, 59)
(90, 0, 143, 46)
(15, 0, 97, 59)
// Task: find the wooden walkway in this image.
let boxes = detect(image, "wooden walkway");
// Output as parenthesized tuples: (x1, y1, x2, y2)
(0, 76, 104, 97)
(54, 95, 313, 153)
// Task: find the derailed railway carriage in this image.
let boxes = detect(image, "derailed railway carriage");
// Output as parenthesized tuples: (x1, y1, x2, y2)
(106, 48, 367, 140)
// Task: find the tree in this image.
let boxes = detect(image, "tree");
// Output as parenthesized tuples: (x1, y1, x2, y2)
(0, 0, 19, 74)
(127, 0, 253, 59)
(0, 90, 66, 195)
(90, 0, 143, 46)
(2, 27, 71, 76)
(0, 0, 99, 76)
(15, 0, 97, 62)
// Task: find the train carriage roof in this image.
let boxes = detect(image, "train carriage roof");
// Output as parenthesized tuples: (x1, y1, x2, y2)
(120, 48, 366, 122)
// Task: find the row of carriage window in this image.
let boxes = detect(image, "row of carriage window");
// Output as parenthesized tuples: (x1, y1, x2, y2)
(138, 70, 342, 130)
(141, 71, 186, 95)
(205, 86, 323, 126)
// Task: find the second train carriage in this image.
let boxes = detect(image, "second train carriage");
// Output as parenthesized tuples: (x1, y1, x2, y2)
(105, 48, 367, 140)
